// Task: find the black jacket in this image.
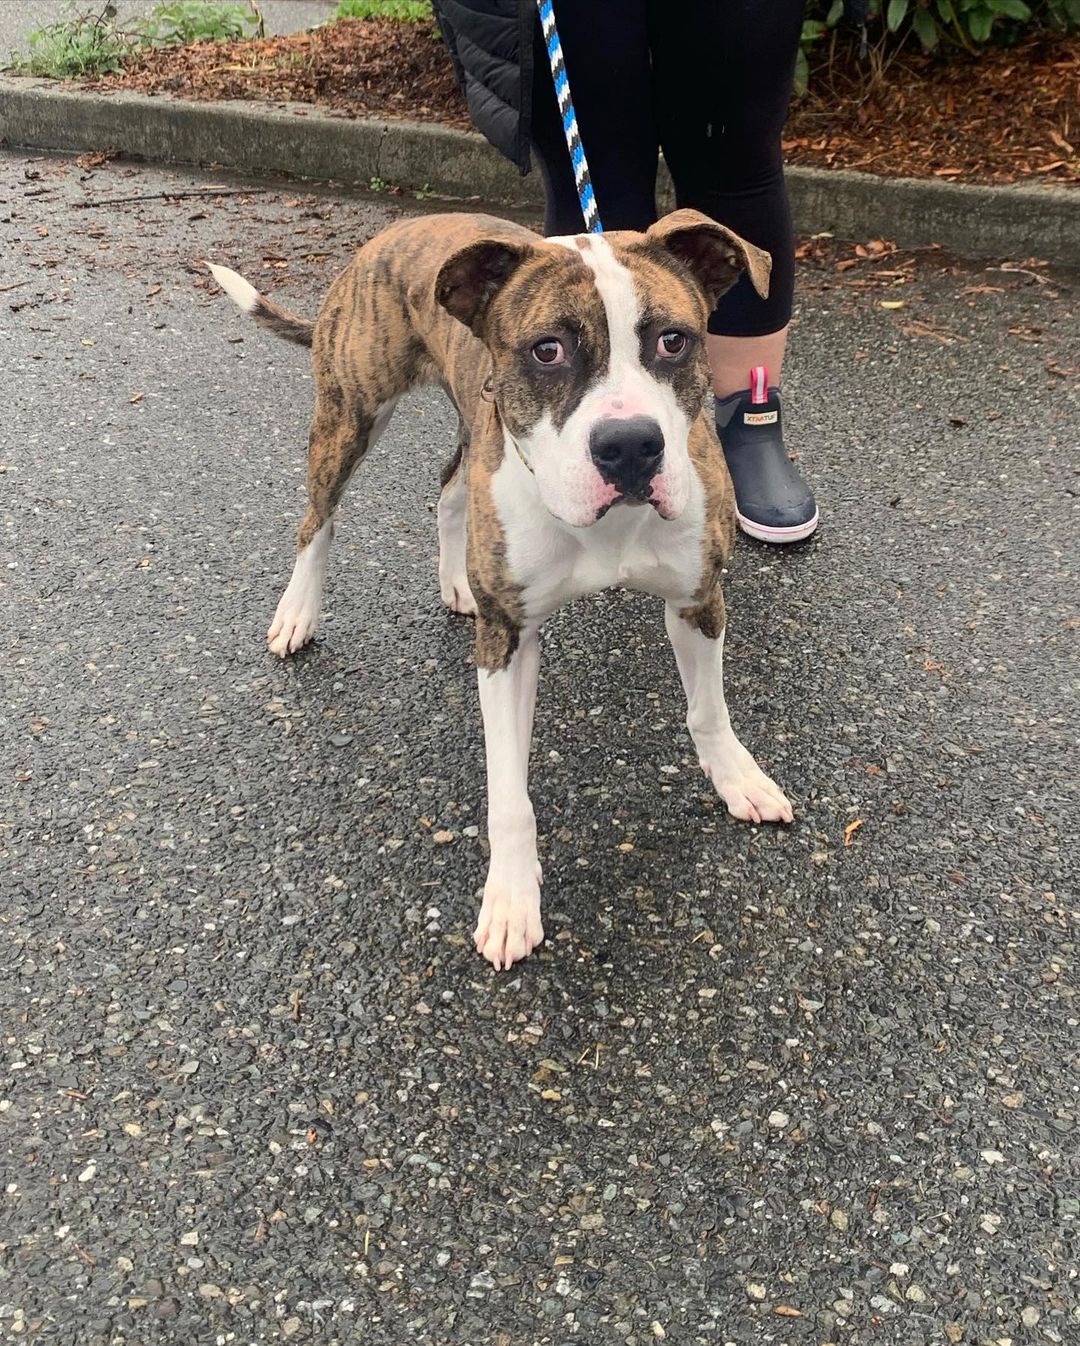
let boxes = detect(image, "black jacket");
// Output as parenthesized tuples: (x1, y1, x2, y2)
(432, 0, 536, 173)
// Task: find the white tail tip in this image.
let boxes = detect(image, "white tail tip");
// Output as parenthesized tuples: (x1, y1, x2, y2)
(208, 262, 259, 314)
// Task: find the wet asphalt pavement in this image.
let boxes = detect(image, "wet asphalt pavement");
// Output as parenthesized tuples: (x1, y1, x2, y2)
(1, 152, 1078, 1345)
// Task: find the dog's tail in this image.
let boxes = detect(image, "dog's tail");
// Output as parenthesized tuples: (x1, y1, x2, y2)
(207, 263, 315, 348)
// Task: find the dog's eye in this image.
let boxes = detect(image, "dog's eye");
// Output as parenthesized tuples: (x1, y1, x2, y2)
(657, 331, 688, 359)
(532, 338, 565, 366)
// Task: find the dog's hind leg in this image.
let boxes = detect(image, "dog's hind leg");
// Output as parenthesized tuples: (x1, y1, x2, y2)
(268, 392, 397, 657)
(437, 421, 477, 616)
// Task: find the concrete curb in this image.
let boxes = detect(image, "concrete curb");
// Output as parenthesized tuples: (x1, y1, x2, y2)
(1, 75, 1077, 266)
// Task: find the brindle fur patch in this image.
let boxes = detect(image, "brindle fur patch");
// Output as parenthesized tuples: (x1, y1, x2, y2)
(290, 214, 530, 594)
(678, 415, 737, 638)
(466, 401, 526, 671)
(482, 248, 610, 437)
(440, 416, 468, 489)
(289, 213, 550, 669)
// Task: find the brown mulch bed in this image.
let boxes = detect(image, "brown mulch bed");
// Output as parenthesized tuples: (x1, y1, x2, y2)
(87, 18, 1080, 188)
(91, 17, 473, 131)
(788, 34, 1079, 185)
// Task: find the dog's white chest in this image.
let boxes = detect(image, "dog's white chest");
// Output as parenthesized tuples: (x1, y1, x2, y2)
(492, 453, 708, 620)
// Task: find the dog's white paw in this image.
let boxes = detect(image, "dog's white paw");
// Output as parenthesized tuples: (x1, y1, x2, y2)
(474, 885, 544, 971)
(267, 592, 320, 658)
(268, 522, 331, 658)
(702, 732, 794, 825)
(439, 574, 478, 616)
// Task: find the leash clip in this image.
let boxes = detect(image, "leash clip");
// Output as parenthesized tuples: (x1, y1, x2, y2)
(480, 376, 495, 403)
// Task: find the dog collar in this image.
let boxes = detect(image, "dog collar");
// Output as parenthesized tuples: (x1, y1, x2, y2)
(483, 377, 534, 475)
(508, 434, 534, 475)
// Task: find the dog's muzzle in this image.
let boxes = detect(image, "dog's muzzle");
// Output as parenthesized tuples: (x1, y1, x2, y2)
(588, 415, 665, 504)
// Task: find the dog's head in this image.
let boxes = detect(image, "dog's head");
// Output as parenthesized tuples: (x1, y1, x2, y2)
(435, 209, 771, 528)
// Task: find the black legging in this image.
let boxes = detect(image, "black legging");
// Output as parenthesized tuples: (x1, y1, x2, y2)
(530, 0, 804, 338)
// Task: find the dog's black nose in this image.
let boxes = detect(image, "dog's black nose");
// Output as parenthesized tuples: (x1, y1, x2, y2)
(589, 416, 665, 492)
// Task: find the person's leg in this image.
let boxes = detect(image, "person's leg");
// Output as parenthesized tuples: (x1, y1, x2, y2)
(709, 327, 789, 400)
(651, 0, 802, 348)
(529, 0, 658, 236)
(651, 0, 817, 543)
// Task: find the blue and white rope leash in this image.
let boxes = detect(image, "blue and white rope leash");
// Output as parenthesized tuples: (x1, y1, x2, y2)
(536, 0, 603, 234)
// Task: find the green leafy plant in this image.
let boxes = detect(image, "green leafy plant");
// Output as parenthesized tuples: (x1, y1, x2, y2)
(335, 0, 432, 20)
(806, 0, 1080, 53)
(797, 1, 1079, 91)
(11, 2, 136, 77)
(1045, 0, 1080, 24)
(8, 0, 268, 77)
(137, 2, 264, 45)
(885, 0, 1033, 51)
(797, 0, 845, 92)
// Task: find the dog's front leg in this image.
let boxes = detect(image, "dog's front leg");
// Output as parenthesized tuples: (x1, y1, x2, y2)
(474, 629, 543, 969)
(665, 601, 793, 826)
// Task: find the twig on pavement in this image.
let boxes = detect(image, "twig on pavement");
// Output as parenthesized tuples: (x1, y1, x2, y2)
(73, 188, 272, 209)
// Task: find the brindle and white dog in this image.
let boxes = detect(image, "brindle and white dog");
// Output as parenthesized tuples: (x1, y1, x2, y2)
(209, 208, 793, 970)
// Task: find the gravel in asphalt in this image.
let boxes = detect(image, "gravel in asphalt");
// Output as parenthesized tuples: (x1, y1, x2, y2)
(1, 152, 1078, 1345)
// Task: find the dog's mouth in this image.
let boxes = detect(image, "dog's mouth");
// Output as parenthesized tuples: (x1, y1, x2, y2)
(556, 459, 682, 528)
(594, 491, 665, 522)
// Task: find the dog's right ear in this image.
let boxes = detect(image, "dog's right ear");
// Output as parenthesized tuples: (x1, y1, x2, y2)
(435, 238, 533, 336)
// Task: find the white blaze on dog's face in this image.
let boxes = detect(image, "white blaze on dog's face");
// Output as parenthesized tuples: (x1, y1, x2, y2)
(435, 210, 771, 529)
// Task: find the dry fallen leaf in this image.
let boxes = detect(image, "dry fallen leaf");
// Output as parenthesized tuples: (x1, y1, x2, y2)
(880, 300, 906, 309)
(843, 819, 864, 847)
(902, 320, 960, 345)
(774, 1305, 802, 1317)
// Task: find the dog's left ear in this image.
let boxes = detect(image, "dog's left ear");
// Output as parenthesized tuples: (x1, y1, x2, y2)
(435, 237, 534, 336)
(647, 209, 772, 307)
